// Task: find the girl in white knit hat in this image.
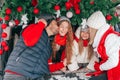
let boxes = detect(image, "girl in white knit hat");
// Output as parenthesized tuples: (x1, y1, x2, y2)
(86, 11, 120, 80)
(67, 19, 98, 72)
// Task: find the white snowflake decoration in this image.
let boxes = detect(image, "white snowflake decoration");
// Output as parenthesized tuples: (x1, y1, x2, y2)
(20, 14, 28, 29)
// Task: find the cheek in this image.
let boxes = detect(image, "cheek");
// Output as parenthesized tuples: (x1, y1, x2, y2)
(86, 35, 89, 39)
(53, 27, 58, 34)
(59, 28, 62, 31)
(58, 28, 62, 33)
(81, 34, 84, 38)
(64, 29, 68, 34)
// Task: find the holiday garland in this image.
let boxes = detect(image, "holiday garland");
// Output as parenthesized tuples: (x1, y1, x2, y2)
(0, 0, 120, 54)
(0, 0, 120, 25)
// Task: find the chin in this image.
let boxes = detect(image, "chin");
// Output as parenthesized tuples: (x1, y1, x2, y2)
(60, 34, 65, 37)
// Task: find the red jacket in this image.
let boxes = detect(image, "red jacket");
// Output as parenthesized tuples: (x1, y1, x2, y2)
(97, 27, 120, 80)
(48, 50, 66, 72)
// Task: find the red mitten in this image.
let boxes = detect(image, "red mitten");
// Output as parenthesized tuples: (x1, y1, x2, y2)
(22, 22, 45, 47)
(94, 61, 101, 71)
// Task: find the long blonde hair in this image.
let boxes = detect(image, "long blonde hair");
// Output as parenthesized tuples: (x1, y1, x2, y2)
(78, 31, 93, 60)
(52, 20, 73, 64)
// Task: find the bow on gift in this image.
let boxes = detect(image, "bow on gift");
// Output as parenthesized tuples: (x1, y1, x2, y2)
(65, 0, 81, 14)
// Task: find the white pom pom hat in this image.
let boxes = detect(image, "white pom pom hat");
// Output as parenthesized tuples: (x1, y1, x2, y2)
(87, 11, 106, 29)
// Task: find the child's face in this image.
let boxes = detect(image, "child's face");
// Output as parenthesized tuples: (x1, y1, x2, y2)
(59, 21, 69, 36)
(81, 31, 89, 40)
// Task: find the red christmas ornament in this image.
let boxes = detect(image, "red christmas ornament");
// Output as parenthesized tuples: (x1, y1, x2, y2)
(77, 0, 81, 2)
(4, 15, 10, 21)
(1, 41, 7, 47)
(65, 0, 81, 14)
(75, 9, 81, 14)
(90, 1, 94, 5)
(0, 49, 3, 55)
(33, 8, 39, 14)
(106, 14, 112, 21)
(1, 24, 7, 29)
(32, 0, 38, 7)
(4, 45, 9, 51)
(65, 2, 72, 10)
(5, 8, 12, 15)
(54, 5, 60, 11)
(14, 19, 20, 26)
(0, 18, 2, 21)
(17, 6, 23, 12)
(1, 32, 7, 38)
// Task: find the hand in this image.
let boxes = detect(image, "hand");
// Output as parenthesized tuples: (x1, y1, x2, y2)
(60, 67, 67, 72)
(63, 58, 67, 66)
(38, 19, 47, 27)
(94, 61, 101, 71)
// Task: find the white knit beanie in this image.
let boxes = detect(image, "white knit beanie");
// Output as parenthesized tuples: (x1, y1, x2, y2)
(87, 11, 106, 29)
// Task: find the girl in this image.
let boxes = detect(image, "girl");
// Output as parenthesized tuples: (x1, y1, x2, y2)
(48, 16, 74, 72)
(68, 19, 98, 72)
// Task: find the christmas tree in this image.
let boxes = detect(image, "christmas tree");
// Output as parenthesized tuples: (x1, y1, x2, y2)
(0, 0, 120, 54)
(0, 0, 120, 26)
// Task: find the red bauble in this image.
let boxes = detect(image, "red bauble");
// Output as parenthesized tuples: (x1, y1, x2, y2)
(4, 15, 10, 21)
(75, 9, 81, 14)
(32, 0, 38, 6)
(1, 41, 7, 47)
(90, 1, 94, 5)
(1, 32, 7, 38)
(54, 5, 60, 11)
(0, 18, 2, 21)
(17, 6, 23, 12)
(77, 0, 81, 2)
(14, 19, 20, 26)
(106, 14, 112, 21)
(4, 46, 9, 51)
(65, 2, 72, 10)
(0, 49, 3, 55)
(5, 8, 12, 15)
(33, 8, 39, 14)
(1, 24, 7, 29)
